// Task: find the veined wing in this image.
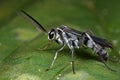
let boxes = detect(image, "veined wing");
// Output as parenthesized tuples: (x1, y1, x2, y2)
(59, 26, 113, 49)
(90, 35, 113, 49)
(59, 25, 83, 36)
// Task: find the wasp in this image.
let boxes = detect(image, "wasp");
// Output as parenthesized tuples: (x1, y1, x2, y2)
(18, 10, 116, 74)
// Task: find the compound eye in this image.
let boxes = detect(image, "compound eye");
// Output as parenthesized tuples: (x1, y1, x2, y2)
(49, 32, 55, 39)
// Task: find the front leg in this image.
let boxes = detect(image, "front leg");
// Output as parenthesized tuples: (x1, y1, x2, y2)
(46, 44, 66, 71)
(38, 41, 52, 51)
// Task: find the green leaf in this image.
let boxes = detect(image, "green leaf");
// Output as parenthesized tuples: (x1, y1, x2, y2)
(0, 0, 120, 80)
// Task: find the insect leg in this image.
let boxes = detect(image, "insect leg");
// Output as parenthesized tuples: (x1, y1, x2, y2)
(38, 41, 52, 51)
(71, 48, 75, 74)
(98, 55, 116, 72)
(46, 44, 66, 71)
(67, 40, 75, 74)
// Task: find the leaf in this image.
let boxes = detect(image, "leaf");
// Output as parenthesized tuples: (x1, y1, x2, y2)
(0, 0, 120, 80)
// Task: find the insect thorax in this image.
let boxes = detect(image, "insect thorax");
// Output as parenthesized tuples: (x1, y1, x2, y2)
(55, 27, 80, 48)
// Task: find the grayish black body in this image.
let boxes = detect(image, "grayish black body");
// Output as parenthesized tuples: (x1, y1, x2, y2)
(18, 10, 116, 74)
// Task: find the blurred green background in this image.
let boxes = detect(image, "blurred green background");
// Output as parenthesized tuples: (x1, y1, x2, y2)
(0, 0, 120, 80)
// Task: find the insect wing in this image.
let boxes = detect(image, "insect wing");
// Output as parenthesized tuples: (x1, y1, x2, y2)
(90, 35, 113, 49)
(59, 26, 83, 36)
(60, 26, 112, 49)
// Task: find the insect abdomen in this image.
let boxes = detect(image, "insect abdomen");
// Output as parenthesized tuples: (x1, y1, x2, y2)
(97, 48, 108, 61)
(83, 37, 108, 61)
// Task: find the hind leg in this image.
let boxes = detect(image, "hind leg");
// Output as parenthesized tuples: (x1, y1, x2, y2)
(98, 55, 116, 72)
